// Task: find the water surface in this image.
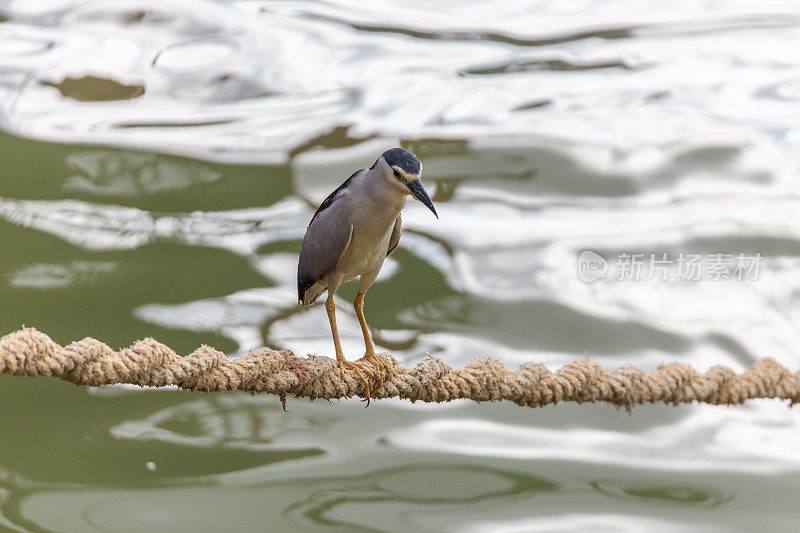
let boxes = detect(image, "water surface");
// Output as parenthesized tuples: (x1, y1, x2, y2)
(2, 0, 800, 531)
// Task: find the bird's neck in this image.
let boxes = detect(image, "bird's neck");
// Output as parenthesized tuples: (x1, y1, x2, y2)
(365, 178, 407, 215)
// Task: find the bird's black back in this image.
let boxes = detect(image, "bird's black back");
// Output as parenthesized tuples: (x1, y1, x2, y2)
(307, 170, 358, 227)
(298, 170, 360, 303)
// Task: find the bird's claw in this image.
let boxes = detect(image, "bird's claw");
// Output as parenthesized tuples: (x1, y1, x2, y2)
(337, 354, 393, 407)
(362, 353, 393, 399)
(338, 359, 374, 405)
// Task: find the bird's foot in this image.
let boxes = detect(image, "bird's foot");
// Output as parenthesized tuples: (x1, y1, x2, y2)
(361, 352, 394, 398)
(338, 359, 375, 405)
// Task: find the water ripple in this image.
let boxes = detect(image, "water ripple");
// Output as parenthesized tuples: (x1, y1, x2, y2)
(4, 2, 800, 531)
(0, 196, 306, 253)
(3, 1, 800, 157)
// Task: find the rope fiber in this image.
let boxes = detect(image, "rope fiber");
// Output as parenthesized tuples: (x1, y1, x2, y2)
(1, 328, 799, 410)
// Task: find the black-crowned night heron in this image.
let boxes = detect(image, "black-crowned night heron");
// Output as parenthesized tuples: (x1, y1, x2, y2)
(297, 148, 437, 398)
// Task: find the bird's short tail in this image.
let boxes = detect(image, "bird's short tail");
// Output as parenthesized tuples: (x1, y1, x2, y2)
(299, 281, 327, 306)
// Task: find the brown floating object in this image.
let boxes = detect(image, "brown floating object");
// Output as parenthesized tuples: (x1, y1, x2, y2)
(44, 75, 145, 102)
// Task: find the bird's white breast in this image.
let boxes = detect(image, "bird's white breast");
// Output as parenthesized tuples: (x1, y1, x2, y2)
(332, 178, 406, 282)
(341, 224, 392, 275)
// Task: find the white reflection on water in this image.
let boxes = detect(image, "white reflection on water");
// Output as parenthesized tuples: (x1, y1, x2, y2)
(5, 137, 800, 369)
(64, 150, 221, 196)
(4, 0, 800, 531)
(7, 260, 117, 289)
(10, 396, 799, 531)
(0, 195, 307, 253)
(3, 1, 800, 159)
(388, 403, 800, 473)
(465, 516, 705, 533)
(110, 397, 314, 449)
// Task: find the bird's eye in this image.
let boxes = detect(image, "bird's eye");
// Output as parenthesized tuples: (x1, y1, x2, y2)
(392, 169, 401, 179)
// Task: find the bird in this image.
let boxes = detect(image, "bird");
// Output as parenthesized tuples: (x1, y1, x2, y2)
(297, 148, 438, 400)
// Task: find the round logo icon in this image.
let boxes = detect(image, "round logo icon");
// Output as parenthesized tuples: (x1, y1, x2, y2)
(577, 250, 608, 283)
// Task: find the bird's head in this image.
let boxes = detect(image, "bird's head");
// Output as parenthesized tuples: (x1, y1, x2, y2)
(372, 148, 438, 218)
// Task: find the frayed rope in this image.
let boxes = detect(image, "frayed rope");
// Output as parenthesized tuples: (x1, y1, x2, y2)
(1, 328, 798, 410)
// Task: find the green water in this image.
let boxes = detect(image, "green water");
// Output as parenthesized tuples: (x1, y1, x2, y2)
(4, 0, 800, 530)
(2, 129, 799, 532)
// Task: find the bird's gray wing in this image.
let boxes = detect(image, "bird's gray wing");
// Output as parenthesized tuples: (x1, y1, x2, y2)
(386, 215, 401, 256)
(297, 202, 353, 302)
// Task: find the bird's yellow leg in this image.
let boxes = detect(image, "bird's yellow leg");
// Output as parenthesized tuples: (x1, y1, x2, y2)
(326, 293, 373, 400)
(354, 292, 393, 396)
(325, 293, 345, 361)
(354, 292, 376, 357)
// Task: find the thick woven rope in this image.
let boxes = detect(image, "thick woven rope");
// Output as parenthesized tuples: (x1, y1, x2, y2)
(1, 328, 798, 409)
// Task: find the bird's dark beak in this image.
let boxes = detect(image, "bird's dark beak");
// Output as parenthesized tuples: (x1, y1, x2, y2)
(406, 179, 438, 219)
